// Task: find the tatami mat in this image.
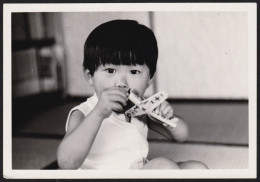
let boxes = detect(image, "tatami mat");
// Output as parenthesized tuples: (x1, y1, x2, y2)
(17, 101, 248, 145)
(12, 137, 61, 169)
(148, 142, 248, 169)
(12, 100, 248, 169)
(148, 101, 248, 145)
(17, 102, 79, 136)
(12, 138, 248, 169)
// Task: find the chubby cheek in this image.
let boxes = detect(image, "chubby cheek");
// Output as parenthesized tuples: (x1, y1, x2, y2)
(93, 78, 113, 98)
(129, 78, 150, 97)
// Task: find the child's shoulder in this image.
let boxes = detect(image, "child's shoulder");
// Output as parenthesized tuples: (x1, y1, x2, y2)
(66, 110, 85, 133)
(73, 94, 98, 115)
(65, 96, 96, 132)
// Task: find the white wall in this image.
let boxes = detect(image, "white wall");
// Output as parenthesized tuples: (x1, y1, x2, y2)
(153, 12, 248, 99)
(61, 12, 154, 97)
(62, 12, 248, 99)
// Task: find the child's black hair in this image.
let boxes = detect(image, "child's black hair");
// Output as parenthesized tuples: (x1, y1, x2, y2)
(83, 19, 158, 78)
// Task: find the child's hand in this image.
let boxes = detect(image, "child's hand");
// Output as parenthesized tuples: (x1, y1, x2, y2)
(94, 87, 129, 119)
(149, 101, 174, 127)
(148, 101, 189, 142)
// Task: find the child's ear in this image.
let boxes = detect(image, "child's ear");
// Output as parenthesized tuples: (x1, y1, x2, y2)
(147, 76, 155, 88)
(84, 69, 94, 86)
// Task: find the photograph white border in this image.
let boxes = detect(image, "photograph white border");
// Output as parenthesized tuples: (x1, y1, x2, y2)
(3, 2, 257, 179)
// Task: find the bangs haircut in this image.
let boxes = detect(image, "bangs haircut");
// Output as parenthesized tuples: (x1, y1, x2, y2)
(83, 20, 158, 78)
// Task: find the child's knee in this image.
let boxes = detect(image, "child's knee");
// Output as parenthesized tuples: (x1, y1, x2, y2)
(178, 160, 208, 169)
(142, 157, 180, 169)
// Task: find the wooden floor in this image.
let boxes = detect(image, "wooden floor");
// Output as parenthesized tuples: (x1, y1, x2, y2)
(11, 98, 248, 169)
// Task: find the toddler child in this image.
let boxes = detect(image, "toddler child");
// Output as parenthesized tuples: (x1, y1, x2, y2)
(57, 19, 208, 169)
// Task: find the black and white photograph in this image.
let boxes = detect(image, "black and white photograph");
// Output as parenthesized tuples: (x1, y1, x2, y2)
(3, 2, 257, 179)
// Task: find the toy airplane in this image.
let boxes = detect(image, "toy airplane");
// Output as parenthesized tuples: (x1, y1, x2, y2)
(125, 90, 179, 128)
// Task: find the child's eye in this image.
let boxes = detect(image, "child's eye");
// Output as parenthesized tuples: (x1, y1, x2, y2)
(105, 68, 116, 74)
(130, 70, 141, 74)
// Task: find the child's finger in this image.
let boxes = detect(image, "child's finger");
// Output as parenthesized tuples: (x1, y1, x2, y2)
(158, 103, 173, 117)
(162, 123, 168, 127)
(153, 107, 160, 115)
(162, 105, 174, 118)
(108, 94, 127, 107)
(107, 87, 129, 98)
(111, 102, 124, 112)
(159, 102, 168, 111)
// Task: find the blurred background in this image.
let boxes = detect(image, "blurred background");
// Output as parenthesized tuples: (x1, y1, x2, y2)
(11, 12, 248, 169)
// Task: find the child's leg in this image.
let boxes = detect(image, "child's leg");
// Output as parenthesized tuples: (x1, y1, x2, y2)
(177, 160, 209, 169)
(141, 157, 180, 169)
(141, 158, 208, 169)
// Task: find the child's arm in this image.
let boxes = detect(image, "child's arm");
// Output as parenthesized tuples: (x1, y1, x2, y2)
(147, 101, 189, 142)
(57, 109, 104, 169)
(57, 87, 128, 169)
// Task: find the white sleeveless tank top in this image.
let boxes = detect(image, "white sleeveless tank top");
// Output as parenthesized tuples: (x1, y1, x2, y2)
(65, 94, 149, 169)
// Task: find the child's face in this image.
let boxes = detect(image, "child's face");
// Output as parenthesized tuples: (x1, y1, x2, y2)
(86, 64, 153, 98)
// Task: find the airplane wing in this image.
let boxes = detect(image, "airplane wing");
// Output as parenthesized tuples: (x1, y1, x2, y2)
(125, 91, 168, 117)
(148, 112, 179, 128)
(125, 91, 179, 127)
(125, 105, 146, 117)
(143, 91, 168, 111)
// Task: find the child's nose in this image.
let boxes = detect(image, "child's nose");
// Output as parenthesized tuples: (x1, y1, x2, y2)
(115, 82, 128, 89)
(115, 77, 128, 89)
